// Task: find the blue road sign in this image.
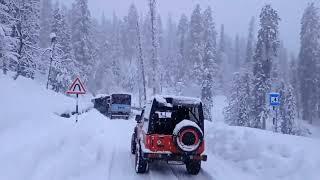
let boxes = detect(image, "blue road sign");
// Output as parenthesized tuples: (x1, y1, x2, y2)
(269, 93, 280, 106)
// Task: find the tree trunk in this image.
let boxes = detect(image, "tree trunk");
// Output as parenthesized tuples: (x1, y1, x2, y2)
(149, 0, 158, 95)
(136, 21, 147, 104)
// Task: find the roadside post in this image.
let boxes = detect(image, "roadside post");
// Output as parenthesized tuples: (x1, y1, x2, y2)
(269, 93, 280, 131)
(67, 78, 86, 123)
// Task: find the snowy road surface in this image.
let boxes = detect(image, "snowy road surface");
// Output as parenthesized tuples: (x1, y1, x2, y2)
(1, 74, 320, 180)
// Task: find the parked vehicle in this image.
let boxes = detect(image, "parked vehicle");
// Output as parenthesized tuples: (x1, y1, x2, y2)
(131, 96, 207, 175)
(92, 94, 110, 115)
(108, 93, 132, 119)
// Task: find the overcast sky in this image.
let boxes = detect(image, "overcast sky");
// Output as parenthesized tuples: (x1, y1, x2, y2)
(62, 0, 320, 55)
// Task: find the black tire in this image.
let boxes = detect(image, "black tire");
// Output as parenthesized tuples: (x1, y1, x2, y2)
(186, 161, 201, 175)
(131, 133, 136, 154)
(135, 144, 148, 173)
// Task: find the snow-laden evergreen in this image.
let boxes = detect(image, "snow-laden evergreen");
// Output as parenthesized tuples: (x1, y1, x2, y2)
(224, 71, 252, 127)
(251, 5, 280, 129)
(49, 2, 78, 92)
(298, 3, 320, 124)
(175, 14, 188, 94)
(39, 0, 52, 48)
(201, 7, 217, 121)
(9, 0, 41, 80)
(0, 0, 17, 75)
(245, 17, 255, 66)
(188, 4, 203, 84)
(71, 0, 93, 82)
(277, 81, 297, 135)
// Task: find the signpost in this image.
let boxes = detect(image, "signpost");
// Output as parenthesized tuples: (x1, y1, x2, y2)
(269, 93, 280, 131)
(67, 78, 86, 123)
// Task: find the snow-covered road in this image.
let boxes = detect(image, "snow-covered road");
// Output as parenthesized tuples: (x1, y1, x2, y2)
(77, 112, 213, 180)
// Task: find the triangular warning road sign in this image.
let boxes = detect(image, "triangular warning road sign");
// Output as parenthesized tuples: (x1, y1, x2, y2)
(66, 77, 86, 94)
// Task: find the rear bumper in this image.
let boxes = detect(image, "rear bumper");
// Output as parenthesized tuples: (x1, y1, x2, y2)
(142, 152, 207, 162)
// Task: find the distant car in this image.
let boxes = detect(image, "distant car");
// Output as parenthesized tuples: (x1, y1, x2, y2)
(92, 95, 110, 115)
(108, 94, 132, 119)
(131, 95, 207, 175)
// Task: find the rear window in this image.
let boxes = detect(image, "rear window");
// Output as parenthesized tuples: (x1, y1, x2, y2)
(111, 94, 131, 105)
(148, 104, 202, 135)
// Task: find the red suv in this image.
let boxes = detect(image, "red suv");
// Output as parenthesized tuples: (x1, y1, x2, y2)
(131, 96, 207, 175)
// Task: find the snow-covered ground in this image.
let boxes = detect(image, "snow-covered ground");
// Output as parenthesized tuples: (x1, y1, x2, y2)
(1, 73, 320, 180)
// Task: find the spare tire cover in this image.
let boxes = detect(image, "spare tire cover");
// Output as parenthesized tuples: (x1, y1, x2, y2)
(173, 120, 203, 152)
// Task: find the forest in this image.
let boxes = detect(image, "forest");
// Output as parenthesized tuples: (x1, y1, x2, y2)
(1, 0, 320, 135)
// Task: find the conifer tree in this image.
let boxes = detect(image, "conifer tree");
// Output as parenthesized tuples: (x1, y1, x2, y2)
(11, 0, 41, 79)
(201, 7, 217, 121)
(252, 5, 280, 129)
(39, 0, 52, 48)
(71, 0, 93, 82)
(246, 17, 255, 66)
(224, 72, 251, 126)
(298, 3, 320, 124)
(188, 4, 203, 84)
(278, 81, 297, 135)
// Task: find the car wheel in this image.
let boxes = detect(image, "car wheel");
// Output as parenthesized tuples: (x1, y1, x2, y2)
(131, 133, 136, 154)
(135, 143, 148, 173)
(186, 161, 201, 175)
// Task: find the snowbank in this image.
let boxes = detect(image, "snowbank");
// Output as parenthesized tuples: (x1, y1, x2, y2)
(204, 95, 320, 180)
(0, 74, 136, 180)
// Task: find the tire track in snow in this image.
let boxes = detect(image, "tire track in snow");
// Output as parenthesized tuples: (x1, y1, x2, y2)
(107, 147, 151, 180)
(169, 164, 214, 180)
(107, 148, 116, 180)
(148, 161, 179, 180)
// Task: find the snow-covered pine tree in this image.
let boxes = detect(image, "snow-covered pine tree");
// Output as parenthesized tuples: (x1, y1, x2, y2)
(278, 81, 297, 135)
(289, 55, 300, 118)
(123, 4, 139, 93)
(164, 15, 178, 90)
(49, 2, 75, 92)
(0, 0, 17, 74)
(201, 6, 217, 121)
(10, 0, 41, 80)
(176, 14, 188, 86)
(71, 0, 93, 81)
(224, 71, 251, 126)
(234, 34, 240, 71)
(188, 4, 203, 85)
(252, 5, 280, 129)
(216, 24, 226, 92)
(39, 0, 52, 48)
(298, 3, 320, 124)
(278, 42, 289, 81)
(110, 13, 122, 87)
(127, 4, 139, 62)
(245, 17, 255, 67)
(53, 4, 73, 62)
(175, 14, 188, 94)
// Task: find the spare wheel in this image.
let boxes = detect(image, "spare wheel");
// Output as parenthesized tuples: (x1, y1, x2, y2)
(173, 120, 203, 153)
